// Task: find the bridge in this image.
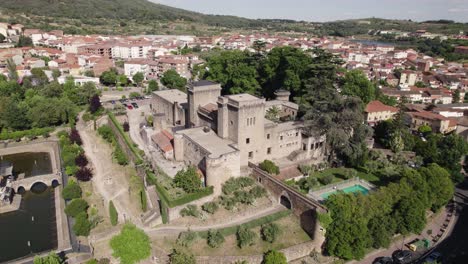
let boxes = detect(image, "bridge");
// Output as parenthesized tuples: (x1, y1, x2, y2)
(12, 173, 62, 192)
(248, 162, 327, 238)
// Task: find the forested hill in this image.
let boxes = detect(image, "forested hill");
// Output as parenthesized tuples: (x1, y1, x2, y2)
(0, 0, 265, 28)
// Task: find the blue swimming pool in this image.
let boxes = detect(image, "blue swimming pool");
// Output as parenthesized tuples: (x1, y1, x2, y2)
(320, 184, 370, 199)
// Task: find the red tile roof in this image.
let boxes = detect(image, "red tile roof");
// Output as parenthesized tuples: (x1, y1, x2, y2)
(365, 100, 399, 113)
(151, 130, 173, 153)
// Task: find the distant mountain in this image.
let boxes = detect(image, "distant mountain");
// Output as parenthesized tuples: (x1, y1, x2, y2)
(0, 0, 265, 28)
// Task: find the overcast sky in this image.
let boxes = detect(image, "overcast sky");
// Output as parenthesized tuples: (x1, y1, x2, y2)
(152, 0, 468, 22)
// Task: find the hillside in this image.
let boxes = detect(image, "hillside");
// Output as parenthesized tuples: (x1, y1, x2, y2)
(0, 0, 265, 29)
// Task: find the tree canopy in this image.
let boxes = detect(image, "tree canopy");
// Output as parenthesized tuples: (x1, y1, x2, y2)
(110, 224, 151, 264)
(160, 69, 187, 91)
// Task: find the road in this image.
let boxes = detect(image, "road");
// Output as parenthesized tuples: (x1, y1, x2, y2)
(430, 178, 468, 264)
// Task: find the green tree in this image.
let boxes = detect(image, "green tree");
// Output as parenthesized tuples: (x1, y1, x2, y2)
(202, 50, 260, 94)
(100, 69, 118, 86)
(207, 229, 225, 248)
(261, 223, 281, 243)
(453, 89, 461, 103)
(52, 69, 61, 80)
(299, 49, 370, 167)
(160, 69, 187, 91)
(62, 181, 82, 200)
(236, 225, 257, 248)
(265, 106, 280, 122)
(389, 132, 405, 153)
(259, 160, 280, 175)
(419, 164, 454, 211)
(65, 198, 89, 217)
(132, 72, 144, 86)
(30, 68, 49, 86)
(169, 248, 195, 264)
(341, 70, 376, 104)
(73, 212, 92, 236)
(418, 125, 432, 135)
(201, 201, 218, 214)
(118, 75, 128, 86)
(17, 35, 33, 47)
(109, 200, 119, 226)
(173, 166, 202, 193)
(110, 224, 151, 264)
(147, 80, 159, 93)
(394, 195, 426, 235)
(33, 252, 63, 264)
(258, 46, 312, 98)
(6, 59, 18, 81)
(325, 194, 370, 260)
(263, 250, 287, 264)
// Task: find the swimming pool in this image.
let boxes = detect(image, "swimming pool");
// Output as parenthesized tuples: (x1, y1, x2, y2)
(320, 184, 370, 199)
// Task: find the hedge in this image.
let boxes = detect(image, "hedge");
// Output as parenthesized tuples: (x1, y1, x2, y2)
(109, 201, 118, 226)
(197, 210, 291, 239)
(0, 127, 53, 140)
(107, 112, 143, 164)
(160, 199, 169, 224)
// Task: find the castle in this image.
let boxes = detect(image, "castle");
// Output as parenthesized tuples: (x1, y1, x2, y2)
(150, 80, 326, 194)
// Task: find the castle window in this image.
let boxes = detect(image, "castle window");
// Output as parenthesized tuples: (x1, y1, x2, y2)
(248, 151, 254, 159)
(303, 144, 307, 151)
(246, 138, 250, 144)
(280, 136, 283, 140)
(267, 134, 270, 139)
(267, 148, 271, 154)
(296, 132, 299, 137)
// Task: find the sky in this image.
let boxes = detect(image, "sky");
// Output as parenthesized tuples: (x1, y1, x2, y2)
(152, 0, 468, 22)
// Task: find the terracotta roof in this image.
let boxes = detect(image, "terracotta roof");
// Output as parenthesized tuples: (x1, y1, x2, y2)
(365, 100, 399, 113)
(407, 111, 448, 121)
(151, 130, 173, 153)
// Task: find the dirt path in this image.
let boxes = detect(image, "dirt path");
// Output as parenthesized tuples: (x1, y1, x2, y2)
(146, 204, 285, 237)
(76, 114, 143, 227)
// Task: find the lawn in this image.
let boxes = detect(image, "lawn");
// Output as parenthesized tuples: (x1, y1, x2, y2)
(151, 214, 311, 256)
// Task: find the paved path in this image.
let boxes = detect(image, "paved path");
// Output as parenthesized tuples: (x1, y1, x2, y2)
(146, 204, 285, 237)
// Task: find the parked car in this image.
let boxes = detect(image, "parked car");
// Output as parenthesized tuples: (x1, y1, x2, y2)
(373, 257, 393, 264)
(110, 100, 116, 104)
(424, 252, 442, 263)
(127, 105, 133, 110)
(392, 250, 412, 264)
(119, 99, 125, 103)
(131, 102, 138, 108)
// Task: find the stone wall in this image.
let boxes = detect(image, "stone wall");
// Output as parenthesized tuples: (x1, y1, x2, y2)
(194, 240, 320, 264)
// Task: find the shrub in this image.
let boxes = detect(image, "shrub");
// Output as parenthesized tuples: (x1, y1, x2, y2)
(236, 225, 256, 248)
(259, 160, 280, 175)
(33, 252, 63, 264)
(201, 201, 218, 214)
(263, 250, 287, 264)
(176, 230, 197, 247)
(207, 230, 225, 248)
(249, 185, 267, 199)
(62, 181, 82, 200)
(75, 153, 89, 167)
(222, 177, 254, 195)
(261, 223, 281, 243)
(114, 145, 128, 166)
(129, 92, 141, 98)
(319, 175, 333, 185)
(123, 121, 129, 132)
(173, 166, 201, 193)
(109, 201, 118, 226)
(73, 212, 92, 236)
(89, 94, 102, 114)
(75, 167, 93, 182)
(97, 125, 114, 143)
(110, 224, 151, 264)
(69, 128, 82, 146)
(65, 198, 89, 217)
(180, 205, 200, 218)
(169, 248, 195, 264)
(65, 165, 79, 176)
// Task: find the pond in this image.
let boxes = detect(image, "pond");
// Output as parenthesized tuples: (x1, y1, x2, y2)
(1, 152, 52, 178)
(0, 185, 57, 262)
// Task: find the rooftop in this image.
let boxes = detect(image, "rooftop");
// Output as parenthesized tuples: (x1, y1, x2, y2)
(193, 80, 217, 87)
(178, 127, 238, 158)
(153, 89, 187, 104)
(365, 100, 399, 113)
(227, 93, 260, 103)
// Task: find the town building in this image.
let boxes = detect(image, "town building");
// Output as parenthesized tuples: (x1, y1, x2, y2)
(365, 100, 399, 126)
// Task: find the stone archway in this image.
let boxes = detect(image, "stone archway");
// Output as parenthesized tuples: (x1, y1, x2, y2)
(51, 179, 60, 188)
(16, 186, 26, 194)
(279, 192, 292, 210)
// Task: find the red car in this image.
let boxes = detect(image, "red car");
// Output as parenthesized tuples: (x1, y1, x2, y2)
(127, 105, 133, 110)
